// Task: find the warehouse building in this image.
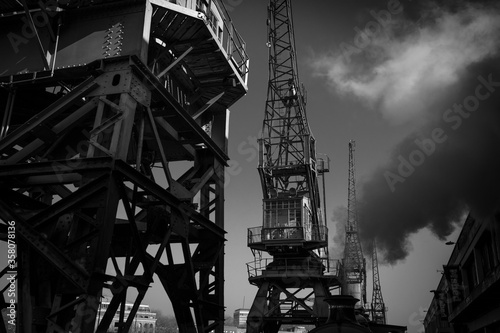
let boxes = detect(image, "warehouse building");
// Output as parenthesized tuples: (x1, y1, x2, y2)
(423, 211, 500, 333)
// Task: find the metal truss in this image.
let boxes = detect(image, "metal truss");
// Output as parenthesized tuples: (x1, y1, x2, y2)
(246, 264, 341, 333)
(342, 140, 367, 305)
(371, 240, 386, 324)
(259, 0, 321, 219)
(246, 1, 337, 333)
(0, 55, 230, 333)
(0, 0, 250, 331)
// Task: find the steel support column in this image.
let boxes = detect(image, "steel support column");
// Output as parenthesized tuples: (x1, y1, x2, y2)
(0, 1, 248, 332)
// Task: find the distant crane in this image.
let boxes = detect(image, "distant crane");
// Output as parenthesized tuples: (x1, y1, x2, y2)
(342, 140, 367, 306)
(371, 240, 387, 324)
(245, 0, 340, 332)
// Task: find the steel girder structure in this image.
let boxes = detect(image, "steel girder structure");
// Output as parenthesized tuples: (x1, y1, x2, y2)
(0, 1, 248, 332)
(342, 141, 367, 306)
(246, 259, 341, 333)
(259, 0, 321, 223)
(246, 1, 338, 332)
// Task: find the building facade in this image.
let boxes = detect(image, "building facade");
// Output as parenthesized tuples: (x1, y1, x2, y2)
(96, 301, 157, 333)
(424, 211, 500, 333)
(234, 309, 249, 329)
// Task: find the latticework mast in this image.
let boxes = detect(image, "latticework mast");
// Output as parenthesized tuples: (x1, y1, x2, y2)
(259, 0, 321, 226)
(371, 239, 387, 324)
(342, 140, 367, 305)
(246, 1, 338, 332)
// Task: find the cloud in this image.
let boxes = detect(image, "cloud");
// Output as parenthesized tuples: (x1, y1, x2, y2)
(312, 3, 500, 125)
(315, 1, 500, 264)
(357, 60, 500, 264)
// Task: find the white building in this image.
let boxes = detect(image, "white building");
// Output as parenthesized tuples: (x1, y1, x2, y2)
(96, 300, 157, 333)
(233, 309, 249, 329)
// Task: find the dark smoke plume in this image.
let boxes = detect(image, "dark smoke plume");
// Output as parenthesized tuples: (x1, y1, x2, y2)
(330, 207, 347, 260)
(358, 60, 500, 264)
(315, 0, 500, 264)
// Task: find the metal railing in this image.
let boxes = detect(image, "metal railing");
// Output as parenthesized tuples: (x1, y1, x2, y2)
(194, 0, 249, 85)
(247, 257, 342, 279)
(167, 0, 249, 84)
(163, 73, 190, 109)
(247, 225, 328, 245)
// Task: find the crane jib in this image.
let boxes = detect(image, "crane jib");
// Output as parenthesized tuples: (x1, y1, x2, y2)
(246, 1, 334, 331)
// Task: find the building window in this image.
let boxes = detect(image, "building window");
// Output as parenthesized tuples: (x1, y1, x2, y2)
(464, 256, 478, 295)
(479, 232, 496, 277)
(209, 10, 219, 36)
(196, 0, 204, 12)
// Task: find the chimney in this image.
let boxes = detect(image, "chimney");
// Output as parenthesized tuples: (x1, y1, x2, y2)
(324, 295, 359, 324)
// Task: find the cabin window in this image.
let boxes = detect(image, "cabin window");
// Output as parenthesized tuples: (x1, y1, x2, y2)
(264, 199, 301, 228)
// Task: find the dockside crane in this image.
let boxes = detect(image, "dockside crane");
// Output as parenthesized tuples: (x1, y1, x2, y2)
(342, 140, 367, 306)
(246, 1, 340, 332)
(371, 240, 387, 324)
(0, 1, 248, 332)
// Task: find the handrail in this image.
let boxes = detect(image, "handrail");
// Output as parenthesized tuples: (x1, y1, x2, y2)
(246, 257, 342, 279)
(247, 225, 328, 245)
(195, 0, 249, 85)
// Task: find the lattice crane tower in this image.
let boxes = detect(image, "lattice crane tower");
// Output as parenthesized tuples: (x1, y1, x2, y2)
(342, 140, 367, 306)
(0, 1, 248, 332)
(245, 1, 340, 332)
(371, 239, 387, 324)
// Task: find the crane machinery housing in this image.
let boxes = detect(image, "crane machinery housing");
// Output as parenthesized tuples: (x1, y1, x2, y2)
(246, 1, 340, 332)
